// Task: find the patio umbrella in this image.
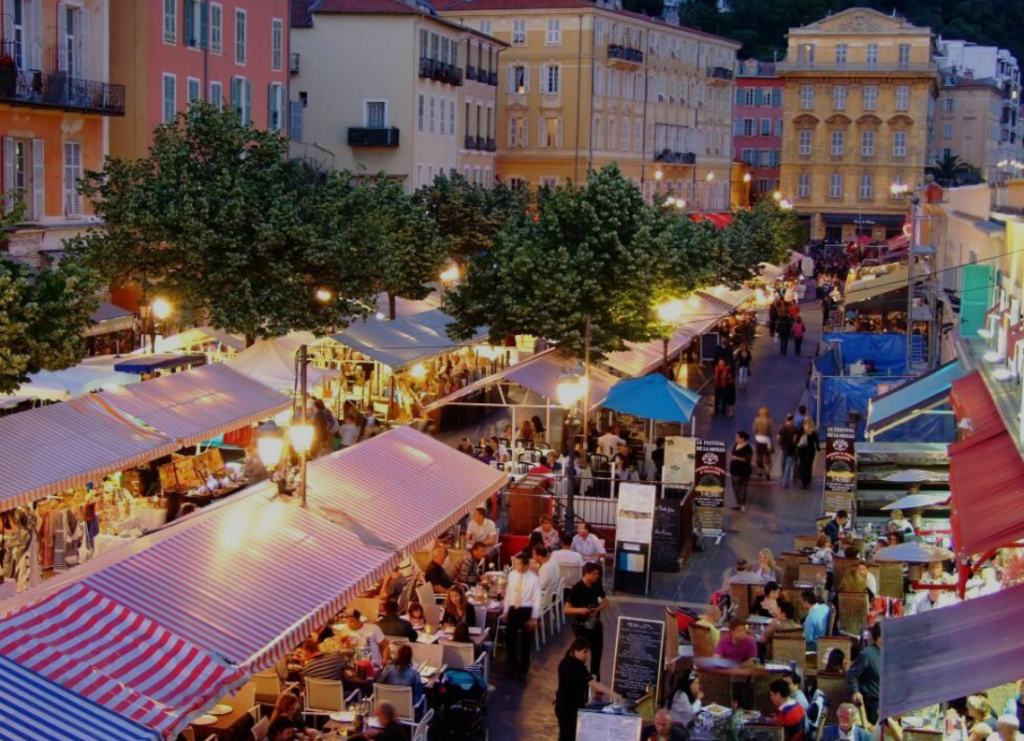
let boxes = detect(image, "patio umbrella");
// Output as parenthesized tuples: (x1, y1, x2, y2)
(881, 493, 951, 511)
(875, 542, 954, 563)
(599, 374, 701, 424)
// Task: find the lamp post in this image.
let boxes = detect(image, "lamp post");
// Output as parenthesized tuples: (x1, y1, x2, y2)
(656, 299, 685, 378)
(144, 297, 172, 354)
(257, 420, 287, 494)
(556, 369, 588, 530)
(290, 344, 314, 506)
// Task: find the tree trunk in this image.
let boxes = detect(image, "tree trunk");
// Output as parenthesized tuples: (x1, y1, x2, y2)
(388, 292, 397, 320)
(246, 334, 255, 348)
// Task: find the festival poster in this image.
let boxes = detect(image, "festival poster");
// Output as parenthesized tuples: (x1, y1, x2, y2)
(823, 426, 857, 515)
(693, 439, 726, 533)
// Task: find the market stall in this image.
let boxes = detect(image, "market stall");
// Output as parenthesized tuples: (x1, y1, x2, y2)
(866, 359, 967, 442)
(113, 353, 206, 377)
(0, 356, 139, 411)
(227, 335, 337, 394)
(83, 301, 136, 357)
(154, 326, 246, 362)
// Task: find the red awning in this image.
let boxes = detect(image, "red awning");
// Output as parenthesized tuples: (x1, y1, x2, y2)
(950, 371, 1002, 435)
(886, 234, 909, 251)
(688, 213, 733, 229)
(1009, 322, 1024, 358)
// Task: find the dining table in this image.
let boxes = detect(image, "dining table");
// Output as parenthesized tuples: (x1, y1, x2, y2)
(188, 694, 254, 741)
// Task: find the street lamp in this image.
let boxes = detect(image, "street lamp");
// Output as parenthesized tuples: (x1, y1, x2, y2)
(772, 191, 782, 201)
(657, 299, 686, 378)
(654, 169, 664, 181)
(779, 199, 794, 210)
(439, 265, 460, 284)
(675, 198, 686, 210)
(315, 288, 333, 303)
(144, 297, 172, 353)
(743, 173, 752, 183)
(410, 363, 428, 380)
(890, 182, 910, 197)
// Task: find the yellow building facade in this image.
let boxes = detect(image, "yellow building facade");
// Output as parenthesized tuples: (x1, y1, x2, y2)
(777, 8, 938, 241)
(438, 0, 740, 209)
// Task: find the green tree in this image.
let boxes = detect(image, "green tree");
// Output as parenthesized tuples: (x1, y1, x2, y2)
(929, 153, 982, 187)
(70, 102, 377, 343)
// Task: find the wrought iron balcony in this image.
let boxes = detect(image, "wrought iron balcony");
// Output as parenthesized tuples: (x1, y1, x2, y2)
(476, 135, 486, 150)
(417, 58, 463, 86)
(707, 66, 734, 81)
(465, 134, 478, 150)
(776, 60, 938, 74)
(348, 127, 400, 147)
(290, 53, 300, 73)
(608, 45, 643, 65)
(488, 71, 498, 86)
(485, 138, 496, 152)
(0, 64, 125, 116)
(654, 150, 696, 164)
(466, 65, 477, 81)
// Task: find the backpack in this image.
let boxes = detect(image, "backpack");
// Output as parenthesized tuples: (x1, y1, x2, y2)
(793, 322, 806, 339)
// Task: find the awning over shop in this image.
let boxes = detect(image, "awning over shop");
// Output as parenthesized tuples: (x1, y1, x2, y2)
(305, 425, 508, 555)
(113, 353, 206, 374)
(0, 653, 160, 741)
(885, 233, 910, 252)
(330, 309, 488, 371)
(0, 358, 139, 404)
(697, 285, 754, 313)
(420, 349, 618, 413)
(156, 327, 246, 354)
(84, 302, 136, 338)
(71, 363, 292, 447)
(688, 212, 733, 229)
(823, 212, 907, 227)
(867, 359, 967, 437)
(950, 371, 1002, 435)
(844, 265, 909, 310)
(0, 583, 245, 739)
(228, 337, 337, 393)
(0, 402, 177, 510)
(880, 583, 1024, 719)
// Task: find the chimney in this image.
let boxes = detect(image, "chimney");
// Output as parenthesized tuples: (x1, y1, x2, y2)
(662, 2, 679, 25)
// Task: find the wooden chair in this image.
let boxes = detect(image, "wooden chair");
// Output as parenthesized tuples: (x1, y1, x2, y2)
(779, 552, 808, 588)
(772, 635, 807, 678)
(816, 671, 853, 724)
(794, 535, 821, 550)
(816, 635, 853, 673)
(689, 623, 716, 658)
(697, 669, 734, 707)
(781, 588, 808, 621)
(832, 558, 859, 592)
(798, 564, 828, 588)
(731, 583, 756, 619)
(877, 561, 905, 600)
(836, 591, 870, 637)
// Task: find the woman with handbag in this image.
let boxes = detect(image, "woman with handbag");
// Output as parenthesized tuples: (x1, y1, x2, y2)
(752, 407, 775, 480)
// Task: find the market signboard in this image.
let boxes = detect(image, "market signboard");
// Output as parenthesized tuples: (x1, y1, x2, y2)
(663, 436, 696, 489)
(823, 426, 857, 515)
(694, 439, 726, 534)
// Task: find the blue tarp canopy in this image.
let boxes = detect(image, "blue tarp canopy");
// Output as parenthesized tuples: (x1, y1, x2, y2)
(822, 332, 908, 375)
(820, 376, 915, 441)
(600, 374, 701, 423)
(113, 353, 206, 374)
(867, 359, 966, 441)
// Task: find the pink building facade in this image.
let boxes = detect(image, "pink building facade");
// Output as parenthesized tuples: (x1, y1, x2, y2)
(732, 60, 783, 199)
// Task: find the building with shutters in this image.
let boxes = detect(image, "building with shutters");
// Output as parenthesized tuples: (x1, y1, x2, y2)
(777, 8, 939, 242)
(290, 0, 504, 191)
(108, 0, 289, 162)
(1, 0, 124, 266)
(436, 0, 740, 207)
(733, 60, 783, 200)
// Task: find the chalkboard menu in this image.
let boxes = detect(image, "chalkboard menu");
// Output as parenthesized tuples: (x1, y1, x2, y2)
(651, 500, 682, 573)
(700, 333, 720, 363)
(823, 426, 857, 516)
(611, 617, 665, 704)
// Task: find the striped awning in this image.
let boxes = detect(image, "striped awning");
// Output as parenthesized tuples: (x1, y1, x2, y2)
(0, 654, 160, 741)
(0, 583, 245, 739)
(0, 402, 177, 510)
(304, 426, 508, 555)
(71, 363, 292, 447)
(82, 491, 395, 672)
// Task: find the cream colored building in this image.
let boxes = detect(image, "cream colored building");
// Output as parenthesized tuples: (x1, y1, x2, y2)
(932, 75, 1005, 183)
(777, 8, 938, 242)
(291, 0, 504, 190)
(438, 0, 740, 208)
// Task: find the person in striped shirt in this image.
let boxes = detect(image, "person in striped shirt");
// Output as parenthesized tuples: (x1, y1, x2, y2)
(771, 678, 807, 741)
(298, 637, 347, 682)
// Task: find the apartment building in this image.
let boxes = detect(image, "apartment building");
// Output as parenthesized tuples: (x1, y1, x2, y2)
(438, 0, 740, 209)
(108, 0, 289, 161)
(291, 0, 504, 191)
(777, 8, 938, 242)
(733, 59, 782, 199)
(1, 0, 123, 266)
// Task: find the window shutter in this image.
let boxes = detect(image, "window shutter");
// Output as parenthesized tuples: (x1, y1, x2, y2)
(537, 117, 544, 147)
(184, 0, 194, 46)
(57, 2, 67, 71)
(960, 264, 993, 338)
(80, 7, 90, 78)
(200, 1, 209, 49)
(245, 79, 252, 125)
(524, 65, 530, 93)
(63, 141, 81, 217)
(505, 65, 512, 94)
(267, 83, 273, 130)
(31, 0, 42, 69)
(289, 100, 303, 141)
(735, 88, 742, 105)
(557, 118, 563, 147)
(508, 117, 514, 147)
(522, 117, 529, 147)
(2, 137, 14, 214)
(2, 7, 13, 44)
(32, 138, 45, 220)
(540, 64, 547, 94)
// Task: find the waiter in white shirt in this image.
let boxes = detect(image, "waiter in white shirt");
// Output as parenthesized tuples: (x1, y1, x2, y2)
(596, 430, 625, 459)
(533, 544, 560, 593)
(502, 552, 542, 681)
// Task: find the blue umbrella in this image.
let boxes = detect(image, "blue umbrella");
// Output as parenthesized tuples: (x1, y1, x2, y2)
(599, 374, 701, 423)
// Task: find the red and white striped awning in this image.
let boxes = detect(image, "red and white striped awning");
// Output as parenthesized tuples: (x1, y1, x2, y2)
(71, 363, 292, 447)
(0, 582, 245, 739)
(0, 402, 177, 510)
(82, 491, 395, 672)
(304, 426, 508, 555)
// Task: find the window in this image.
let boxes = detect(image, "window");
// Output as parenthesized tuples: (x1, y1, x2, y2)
(540, 176, 557, 189)
(451, 100, 457, 136)
(857, 129, 876, 159)
(829, 173, 843, 199)
(775, 119, 783, 136)
(797, 173, 810, 198)
(429, 96, 435, 133)
(622, 119, 630, 150)
(512, 65, 528, 94)
(230, 76, 251, 125)
(271, 19, 283, 71)
(595, 18, 603, 45)
(163, 0, 176, 43)
(234, 9, 246, 65)
(542, 64, 560, 94)
(10, 0, 25, 68)
(866, 43, 878, 67)
(4, 138, 27, 209)
(859, 173, 873, 199)
(760, 118, 771, 137)
(440, 98, 446, 135)
(634, 121, 642, 151)
(943, 123, 953, 139)
(798, 130, 812, 155)
(758, 149, 771, 167)
(800, 85, 814, 110)
(741, 148, 755, 164)
(546, 18, 561, 44)
(742, 118, 755, 137)
(893, 131, 907, 157)
(365, 100, 386, 129)
(542, 117, 561, 147)
(833, 85, 846, 110)
(895, 86, 909, 111)
(512, 19, 526, 45)
(162, 73, 176, 123)
(187, 77, 201, 104)
(210, 3, 222, 54)
(835, 44, 848, 66)
(184, 0, 206, 48)
(479, 20, 491, 36)
(269, 83, 285, 130)
(898, 43, 911, 68)
(63, 141, 82, 217)
(742, 88, 755, 106)
(830, 130, 844, 156)
(863, 85, 877, 110)
(593, 66, 604, 96)
(891, 174, 907, 198)
(509, 116, 527, 147)
(210, 80, 222, 108)
(941, 97, 957, 113)
(418, 94, 424, 131)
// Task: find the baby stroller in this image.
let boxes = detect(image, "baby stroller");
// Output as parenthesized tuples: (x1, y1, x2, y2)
(434, 666, 488, 741)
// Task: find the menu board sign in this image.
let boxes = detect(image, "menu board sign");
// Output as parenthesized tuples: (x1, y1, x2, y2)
(576, 710, 642, 741)
(823, 426, 857, 515)
(694, 439, 727, 534)
(614, 483, 656, 595)
(651, 500, 682, 573)
(611, 617, 665, 704)
(663, 436, 696, 489)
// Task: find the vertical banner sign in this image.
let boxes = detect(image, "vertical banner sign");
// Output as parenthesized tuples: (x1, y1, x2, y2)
(823, 426, 857, 515)
(663, 436, 696, 489)
(613, 482, 656, 595)
(693, 439, 726, 534)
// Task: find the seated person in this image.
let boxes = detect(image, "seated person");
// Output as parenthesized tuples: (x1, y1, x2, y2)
(696, 604, 722, 648)
(345, 611, 388, 667)
(822, 648, 847, 673)
(425, 547, 454, 594)
(668, 670, 704, 728)
(728, 558, 763, 586)
(770, 678, 808, 741)
(465, 506, 498, 548)
(270, 693, 316, 741)
(441, 585, 477, 628)
(534, 545, 561, 593)
(839, 562, 876, 598)
(823, 703, 871, 741)
(533, 514, 562, 551)
(802, 590, 830, 648)
(377, 599, 418, 642)
(921, 560, 955, 586)
(376, 645, 424, 705)
(299, 637, 347, 682)
(378, 563, 408, 602)
(642, 709, 689, 741)
(454, 541, 489, 585)
(348, 702, 411, 741)
(551, 532, 585, 568)
(784, 670, 810, 710)
(267, 717, 298, 741)
(810, 534, 834, 569)
(760, 600, 801, 652)
(885, 509, 916, 538)
(909, 587, 955, 615)
(752, 581, 782, 618)
(571, 523, 606, 564)
(451, 621, 485, 659)
(406, 603, 427, 629)
(713, 619, 758, 665)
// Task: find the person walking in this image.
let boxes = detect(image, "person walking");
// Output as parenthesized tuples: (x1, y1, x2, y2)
(792, 315, 807, 356)
(725, 365, 737, 418)
(713, 359, 733, 417)
(730, 431, 754, 512)
(735, 345, 752, 392)
(777, 311, 794, 356)
(777, 414, 799, 489)
(796, 417, 821, 489)
(768, 301, 780, 338)
(752, 407, 775, 480)
(565, 563, 610, 679)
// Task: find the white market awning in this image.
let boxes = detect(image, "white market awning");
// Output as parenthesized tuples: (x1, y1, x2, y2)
(227, 336, 337, 393)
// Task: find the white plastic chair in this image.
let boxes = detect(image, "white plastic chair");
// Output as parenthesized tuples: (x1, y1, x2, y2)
(410, 642, 443, 671)
(411, 709, 435, 741)
(554, 575, 568, 630)
(372, 684, 426, 723)
(558, 563, 582, 588)
(473, 606, 489, 630)
(349, 596, 380, 623)
(421, 601, 442, 628)
(417, 582, 444, 606)
(250, 717, 269, 741)
(536, 586, 554, 649)
(252, 668, 297, 708)
(302, 678, 360, 724)
(441, 641, 476, 669)
(540, 580, 563, 639)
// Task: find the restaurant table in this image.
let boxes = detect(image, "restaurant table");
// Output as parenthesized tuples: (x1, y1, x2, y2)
(188, 695, 254, 741)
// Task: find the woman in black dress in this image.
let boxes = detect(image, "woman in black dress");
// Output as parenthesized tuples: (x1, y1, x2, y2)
(555, 638, 621, 741)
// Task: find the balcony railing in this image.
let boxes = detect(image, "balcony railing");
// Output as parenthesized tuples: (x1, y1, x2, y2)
(466, 65, 477, 81)
(465, 134, 478, 150)
(290, 53, 300, 73)
(0, 65, 125, 116)
(707, 66, 734, 81)
(608, 45, 643, 65)
(487, 71, 498, 86)
(776, 60, 938, 74)
(476, 135, 486, 150)
(348, 127, 400, 147)
(417, 58, 463, 86)
(654, 150, 696, 164)
(485, 138, 496, 152)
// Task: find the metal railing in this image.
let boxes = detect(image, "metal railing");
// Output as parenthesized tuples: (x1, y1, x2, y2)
(654, 150, 696, 164)
(776, 60, 938, 73)
(0, 65, 125, 116)
(464, 134, 478, 150)
(487, 70, 498, 86)
(707, 66, 734, 80)
(290, 52, 300, 73)
(485, 138, 496, 152)
(608, 45, 644, 64)
(347, 127, 400, 147)
(417, 58, 464, 86)
(466, 64, 477, 81)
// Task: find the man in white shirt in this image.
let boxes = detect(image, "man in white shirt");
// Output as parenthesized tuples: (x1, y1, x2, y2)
(551, 532, 585, 568)
(910, 587, 955, 615)
(533, 545, 560, 593)
(572, 523, 606, 564)
(502, 552, 541, 680)
(346, 612, 388, 666)
(596, 430, 625, 459)
(465, 507, 497, 548)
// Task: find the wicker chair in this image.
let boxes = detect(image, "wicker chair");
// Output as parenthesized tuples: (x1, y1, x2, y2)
(635, 691, 657, 722)
(779, 552, 808, 588)
(987, 683, 1017, 717)
(817, 671, 853, 724)
(816, 635, 854, 673)
(753, 672, 782, 717)
(904, 730, 943, 741)
(731, 583, 757, 619)
(832, 558, 859, 591)
(781, 588, 809, 621)
(697, 669, 734, 707)
(877, 561, 905, 600)
(772, 635, 808, 678)
(794, 535, 821, 550)
(836, 591, 870, 637)
(689, 623, 716, 658)
(798, 564, 828, 588)
(741, 723, 786, 741)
